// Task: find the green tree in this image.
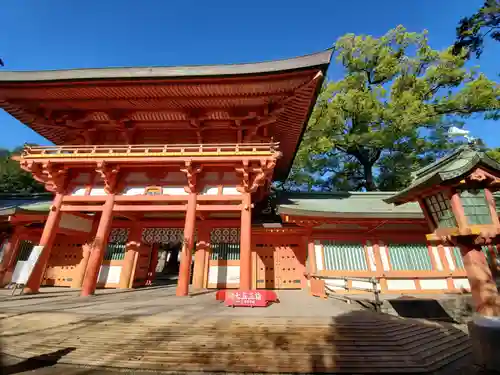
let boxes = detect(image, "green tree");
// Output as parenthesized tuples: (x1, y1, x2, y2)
(290, 26, 500, 192)
(0, 146, 45, 193)
(453, 0, 500, 59)
(487, 147, 500, 162)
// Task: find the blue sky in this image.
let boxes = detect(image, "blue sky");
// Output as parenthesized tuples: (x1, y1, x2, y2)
(0, 0, 498, 149)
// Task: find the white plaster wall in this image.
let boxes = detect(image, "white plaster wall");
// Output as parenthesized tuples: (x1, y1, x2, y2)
(201, 186, 219, 195)
(325, 278, 346, 290)
(59, 213, 92, 233)
(419, 279, 448, 290)
(71, 187, 87, 196)
(325, 279, 380, 292)
(314, 241, 324, 271)
(379, 245, 390, 271)
(431, 247, 444, 271)
(208, 266, 240, 284)
(123, 187, 146, 196)
(366, 242, 377, 271)
(97, 265, 122, 284)
(11, 245, 44, 284)
(90, 187, 106, 196)
(163, 187, 188, 195)
(222, 187, 240, 195)
(386, 279, 417, 290)
(11, 261, 29, 284)
(352, 280, 380, 291)
(444, 247, 456, 271)
(453, 278, 470, 290)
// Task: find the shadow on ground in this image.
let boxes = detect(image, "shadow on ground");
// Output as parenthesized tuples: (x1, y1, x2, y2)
(1, 307, 474, 374)
(388, 296, 456, 322)
(1, 348, 75, 374)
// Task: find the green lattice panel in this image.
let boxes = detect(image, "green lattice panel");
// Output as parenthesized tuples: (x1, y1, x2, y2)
(459, 189, 492, 225)
(388, 244, 432, 271)
(452, 247, 465, 269)
(104, 243, 126, 261)
(453, 246, 498, 270)
(322, 241, 367, 271)
(210, 243, 240, 260)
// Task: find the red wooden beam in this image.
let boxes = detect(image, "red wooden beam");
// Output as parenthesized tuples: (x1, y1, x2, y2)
(61, 205, 104, 212)
(113, 204, 187, 212)
(63, 196, 106, 202)
(197, 204, 241, 211)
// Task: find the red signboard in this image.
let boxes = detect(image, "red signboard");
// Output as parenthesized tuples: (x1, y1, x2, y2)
(224, 290, 271, 307)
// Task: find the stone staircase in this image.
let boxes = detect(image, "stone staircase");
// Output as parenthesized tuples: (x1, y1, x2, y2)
(1, 310, 472, 374)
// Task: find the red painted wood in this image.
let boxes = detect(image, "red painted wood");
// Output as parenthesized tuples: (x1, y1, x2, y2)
(224, 290, 277, 307)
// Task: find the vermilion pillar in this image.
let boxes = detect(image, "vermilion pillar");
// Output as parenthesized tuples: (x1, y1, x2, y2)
(0, 228, 22, 286)
(307, 239, 317, 274)
(119, 223, 142, 289)
(239, 192, 252, 290)
(461, 245, 500, 316)
(24, 193, 64, 294)
(81, 195, 115, 297)
(192, 226, 210, 289)
(71, 214, 101, 289)
(176, 192, 197, 296)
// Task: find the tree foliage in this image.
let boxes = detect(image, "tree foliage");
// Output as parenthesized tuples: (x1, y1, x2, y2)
(487, 147, 500, 162)
(0, 146, 45, 194)
(288, 26, 500, 192)
(453, 0, 500, 59)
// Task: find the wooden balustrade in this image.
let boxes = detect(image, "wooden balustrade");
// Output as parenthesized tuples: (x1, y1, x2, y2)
(21, 142, 280, 159)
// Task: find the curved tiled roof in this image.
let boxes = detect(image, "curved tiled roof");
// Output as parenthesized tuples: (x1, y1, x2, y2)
(277, 192, 425, 219)
(0, 50, 333, 82)
(386, 145, 500, 205)
(0, 50, 333, 181)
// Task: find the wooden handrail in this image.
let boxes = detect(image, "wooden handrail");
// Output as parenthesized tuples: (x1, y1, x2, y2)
(306, 273, 382, 312)
(21, 142, 280, 158)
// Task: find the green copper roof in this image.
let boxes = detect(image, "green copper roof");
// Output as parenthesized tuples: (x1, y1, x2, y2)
(277, 192, 424, 219)
(0, 200, 52, 217)
(1, 190, 498, 221)
(385, 145, 500, 205)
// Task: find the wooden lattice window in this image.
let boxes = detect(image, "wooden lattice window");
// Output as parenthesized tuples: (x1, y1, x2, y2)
(15, 240, 35, 261)
(322, 241, 367, 271)
(424, 193, 456, 228)
(210, 243, 240, 260)
(104, 243, 126, 261)
(459, 189, 492, 225)
(388, 243, 432, 271)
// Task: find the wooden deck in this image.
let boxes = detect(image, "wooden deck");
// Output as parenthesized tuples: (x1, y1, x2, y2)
(1, 286, 472, 374)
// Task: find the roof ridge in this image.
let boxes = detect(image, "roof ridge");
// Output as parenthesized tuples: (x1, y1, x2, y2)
(0, 49, 334, 80)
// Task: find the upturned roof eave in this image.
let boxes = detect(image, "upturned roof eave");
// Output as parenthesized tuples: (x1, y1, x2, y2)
(0, 49, 334, 83)
(385, 149, 500, 206)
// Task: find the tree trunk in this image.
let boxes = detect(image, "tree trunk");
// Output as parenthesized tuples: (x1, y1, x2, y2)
(362, 162, 377, 191)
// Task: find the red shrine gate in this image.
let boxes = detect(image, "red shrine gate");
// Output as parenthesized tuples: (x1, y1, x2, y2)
(0, 50, 332, 296)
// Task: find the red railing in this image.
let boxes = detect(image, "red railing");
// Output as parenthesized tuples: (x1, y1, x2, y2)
(21, 142, 280, 159)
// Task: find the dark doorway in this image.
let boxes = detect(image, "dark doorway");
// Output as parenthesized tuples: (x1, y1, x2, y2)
(154, 242, 181, 283)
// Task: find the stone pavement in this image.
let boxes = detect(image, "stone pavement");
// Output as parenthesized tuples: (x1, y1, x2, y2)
(0, 285, 474, 374)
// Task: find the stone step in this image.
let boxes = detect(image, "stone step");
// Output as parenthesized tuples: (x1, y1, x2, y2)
(4, 329, 451, 348)
(7, 348, 432, 373)
(0, 310, 471, 374)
